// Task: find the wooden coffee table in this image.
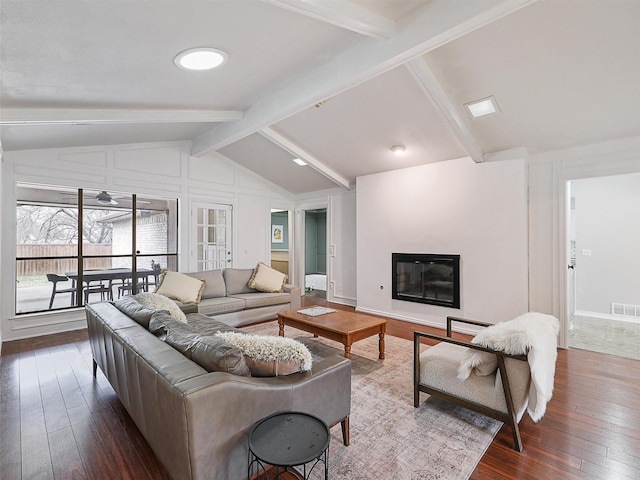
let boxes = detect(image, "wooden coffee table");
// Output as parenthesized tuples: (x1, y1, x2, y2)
(277, 308, 386, 360)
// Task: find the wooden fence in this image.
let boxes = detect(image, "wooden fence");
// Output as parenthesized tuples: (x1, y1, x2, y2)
(16, 244, 113, 276)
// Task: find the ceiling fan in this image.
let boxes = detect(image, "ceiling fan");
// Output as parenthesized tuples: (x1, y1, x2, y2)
(96, 191, 118, 205)
(95, 191, 151, 206)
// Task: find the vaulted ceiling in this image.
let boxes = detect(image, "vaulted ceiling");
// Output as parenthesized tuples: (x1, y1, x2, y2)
(2, 0, 639, 194)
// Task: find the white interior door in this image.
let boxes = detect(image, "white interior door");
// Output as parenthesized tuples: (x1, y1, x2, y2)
(192, 203, 232, 272)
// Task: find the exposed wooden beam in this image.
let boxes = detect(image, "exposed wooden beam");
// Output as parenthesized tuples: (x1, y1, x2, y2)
(191, 0, 535, 157)
(406, 58, 485, 163)
(260, 127, 351, 190)
(263, 0, 397, 39)
(0, 108, 243, 125)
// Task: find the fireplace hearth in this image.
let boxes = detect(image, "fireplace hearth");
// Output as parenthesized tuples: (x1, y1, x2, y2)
(392, 253, 460, 309)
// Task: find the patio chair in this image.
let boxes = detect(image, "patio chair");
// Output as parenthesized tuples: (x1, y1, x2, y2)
(117, 277, 147, 298)
(46, 274, 76, 309)
(83, 271, 113, 303)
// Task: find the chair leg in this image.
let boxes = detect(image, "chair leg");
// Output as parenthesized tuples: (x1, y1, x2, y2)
(511, 420, 523, 452)
(341, 416, 350, 446)
(92, 359, 98, 378)
(49, 286, 56, 309)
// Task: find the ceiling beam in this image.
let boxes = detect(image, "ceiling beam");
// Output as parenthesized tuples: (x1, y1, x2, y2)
(260, 127, 351, 190)
(0, 108, 243, 125)
(406, 58, 484, 163)
(263, 0, 397, 39)
(191, 0, 535, 157)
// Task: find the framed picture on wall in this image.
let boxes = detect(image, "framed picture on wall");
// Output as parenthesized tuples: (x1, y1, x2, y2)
(271, 225, 284, 243)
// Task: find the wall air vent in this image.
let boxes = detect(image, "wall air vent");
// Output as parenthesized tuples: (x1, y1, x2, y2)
(611, 303, 640, 317)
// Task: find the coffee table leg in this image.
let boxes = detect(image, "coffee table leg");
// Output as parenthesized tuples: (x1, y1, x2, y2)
(344, 344, 352, 359)
(378, 331, 385, 360)
(278, 316, 284, 337)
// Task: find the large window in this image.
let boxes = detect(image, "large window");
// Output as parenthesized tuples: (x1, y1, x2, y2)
(16, 184, 178, 314)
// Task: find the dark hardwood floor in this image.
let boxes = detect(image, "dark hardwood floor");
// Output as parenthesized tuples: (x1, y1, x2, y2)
(1, 297, 639, 479)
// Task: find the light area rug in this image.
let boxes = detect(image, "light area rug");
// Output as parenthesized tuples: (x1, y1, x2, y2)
(242, 321, 502, 480)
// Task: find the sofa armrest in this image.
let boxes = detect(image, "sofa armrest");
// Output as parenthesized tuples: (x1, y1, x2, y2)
(176, 354, 350, 479)
(283, 284, 301, 310)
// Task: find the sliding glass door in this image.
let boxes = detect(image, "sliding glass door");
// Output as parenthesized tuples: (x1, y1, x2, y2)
(15, 184, 178, 314)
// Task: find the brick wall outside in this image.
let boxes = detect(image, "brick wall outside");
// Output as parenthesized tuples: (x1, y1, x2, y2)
(112, 213, 169, 270)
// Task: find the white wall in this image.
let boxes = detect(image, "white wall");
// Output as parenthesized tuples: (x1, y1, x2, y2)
(0, 149, 3, 348)
(1, 141, 293, 340)
(329, 192, 357, 305)
(528, 135, 640, 346)
(356, 156, 528, 330)
(294, 189, 357, 307)
(572, 174, 640, 314)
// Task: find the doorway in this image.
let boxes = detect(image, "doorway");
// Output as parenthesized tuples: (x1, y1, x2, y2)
(192, 203, 232, 272)
(270, 209, 290, 277)
(304, 208, 327, 299)
(567, 174, 640, 360)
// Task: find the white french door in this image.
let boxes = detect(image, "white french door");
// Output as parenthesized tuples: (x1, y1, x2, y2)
(192, 203, 232, 272)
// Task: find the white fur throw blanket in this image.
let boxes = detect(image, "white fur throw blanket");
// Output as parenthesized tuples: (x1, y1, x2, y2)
(468, 312, 560, 422)
(215, 332, 313, 371)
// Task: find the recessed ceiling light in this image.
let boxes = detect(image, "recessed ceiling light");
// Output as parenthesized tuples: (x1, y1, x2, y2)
(174, 48, 227, 71)
(292, 158, 307, 166)
(464, 96, 499, 118)
(390, 145, 406, 155)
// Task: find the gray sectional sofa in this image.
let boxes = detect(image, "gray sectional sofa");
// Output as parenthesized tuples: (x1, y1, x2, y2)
(85, 298, 351, 480)
(175, 268, 301, 327)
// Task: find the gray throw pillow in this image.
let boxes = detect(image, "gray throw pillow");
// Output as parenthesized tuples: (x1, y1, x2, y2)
(114, 296, 157, 328)
(223, 268, 258, 294)
(185, 270, 226, 299)
(149, 313, 250, 376)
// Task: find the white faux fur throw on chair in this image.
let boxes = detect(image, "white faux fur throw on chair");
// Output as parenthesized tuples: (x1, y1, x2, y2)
(468, 312, 560, 422)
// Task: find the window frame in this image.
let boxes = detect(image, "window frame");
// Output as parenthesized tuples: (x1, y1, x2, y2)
(15, 184, 179, 314)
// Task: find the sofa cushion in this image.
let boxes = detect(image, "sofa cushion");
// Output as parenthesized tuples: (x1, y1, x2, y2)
(185, 270, 226, 299)
(149, 313, 251, 376)
(228, 292, 290, 309)
(155, 270, 206, 304)
(215, 331, 312, 377)
(248, 262, 287, 293)
(185, 313, 242, 336)
(114, 295, 158, 328)
(223, 268, 258, 295)
(134, 292, 187, 323)
(195, 297, 246, 316)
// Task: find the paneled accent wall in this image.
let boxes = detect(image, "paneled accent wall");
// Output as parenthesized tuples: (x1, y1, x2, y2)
(1, 141, 293, 340)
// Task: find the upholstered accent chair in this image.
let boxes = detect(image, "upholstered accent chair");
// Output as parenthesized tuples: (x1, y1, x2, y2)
(414, 314, 559, 452)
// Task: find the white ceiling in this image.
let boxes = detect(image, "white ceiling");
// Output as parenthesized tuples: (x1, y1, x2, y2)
(2, 0, 639, 194)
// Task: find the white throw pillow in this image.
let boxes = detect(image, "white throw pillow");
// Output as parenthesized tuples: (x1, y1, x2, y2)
(248, 262, 287, 293)
(154, 270, 206, 304)
(134, 292, 187, 323)
(215, 331, 312, 377)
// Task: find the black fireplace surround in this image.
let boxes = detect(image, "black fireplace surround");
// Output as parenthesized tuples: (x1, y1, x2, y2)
(392, 253, 460, 309)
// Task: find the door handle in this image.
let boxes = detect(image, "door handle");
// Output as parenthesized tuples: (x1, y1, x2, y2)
(568, 265, 575, 269)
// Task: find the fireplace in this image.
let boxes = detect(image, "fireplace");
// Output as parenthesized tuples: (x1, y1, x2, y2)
(392, 253, 460, 308)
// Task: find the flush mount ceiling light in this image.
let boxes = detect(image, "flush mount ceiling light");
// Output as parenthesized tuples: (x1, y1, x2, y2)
(390, 145, 406, 156)
(292, 158, 307, 166)
(464, 96, 499, 118)
(174, 48, 227, 71)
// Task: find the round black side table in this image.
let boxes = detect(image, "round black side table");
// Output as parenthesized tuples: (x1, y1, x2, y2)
(248, 411, 330, 480)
